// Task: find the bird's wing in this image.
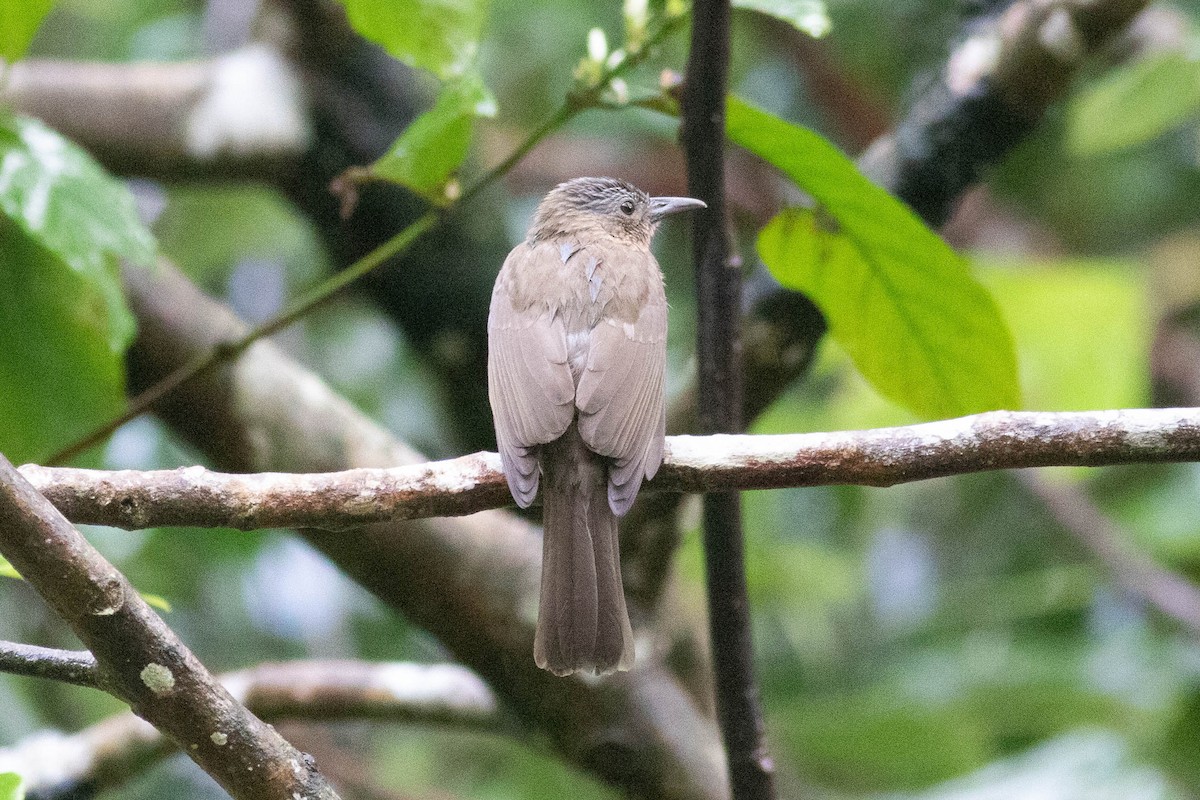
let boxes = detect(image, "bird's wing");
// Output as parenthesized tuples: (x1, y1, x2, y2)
(488, 245, 576, 508)
(576, 257, 667, 516)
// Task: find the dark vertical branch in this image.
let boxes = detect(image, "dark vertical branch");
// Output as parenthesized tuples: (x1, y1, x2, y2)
(682, 3, 776, 800)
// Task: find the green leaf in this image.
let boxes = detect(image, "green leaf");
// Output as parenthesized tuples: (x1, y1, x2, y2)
(0, 224, 130, 463)
(335, 0, 489, 80)
(1068, 52, 1200, 156)
(732, 0, 830, 38)
(0, 112, 157, 293)
(0, 113, 152, 462)
(140, 593, 173, 613)
(729, 97, 1020, 418)
(0, 772, 23, 800)
(370, 72, 495, 202)
(0, 555, 19, 579)
(0, 0, 53, 61)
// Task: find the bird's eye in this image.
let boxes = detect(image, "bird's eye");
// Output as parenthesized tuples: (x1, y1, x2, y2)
(620, 200, 635, 215)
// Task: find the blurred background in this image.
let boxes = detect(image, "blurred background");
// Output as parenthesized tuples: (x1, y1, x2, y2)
(4, 0, 1200, 797)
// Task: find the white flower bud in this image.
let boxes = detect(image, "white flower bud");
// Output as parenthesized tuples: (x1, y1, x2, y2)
(587, 28, 609, 63)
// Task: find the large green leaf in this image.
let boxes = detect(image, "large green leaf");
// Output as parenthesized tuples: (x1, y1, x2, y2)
(0, 113, 156, 297)
(0, 223, 130, 463)
(732, 0, 830, 38)
(730, 98, 1019, 418)
(0, 113, 152, 463)
(0, 0, 53, 61)
(1068, 53, 1200, 156)
(0, 772, 23, 800)
(370, 72, 495, 202)
(335, 0, 489, 80)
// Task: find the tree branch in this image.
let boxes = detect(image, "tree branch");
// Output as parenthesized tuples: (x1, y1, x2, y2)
(0, 641, 98, 688)
(0, 454, 340, 800)
(0, 660, 501, 799)
(858, 0, 1150, 226)
(683, 0, 776, 797)
(222, 660, 502, 727)
(17, 408, 1200, 530)
(0, 47, 309, 181)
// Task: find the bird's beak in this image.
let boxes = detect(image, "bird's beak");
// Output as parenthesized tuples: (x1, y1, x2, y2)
(649, 196, 707, 221)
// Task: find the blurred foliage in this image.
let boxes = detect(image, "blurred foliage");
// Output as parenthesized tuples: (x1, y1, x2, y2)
(0, 112, 153, 463)
(0, 0, 53, 60)
(336, 0, 491, 80)
(1068, 53, 1200, 158)
(373, 729, 616, 800)
(0, 772, 21, 800)
(891, 730, 1188, 800)
(2, 0, 1200, 799)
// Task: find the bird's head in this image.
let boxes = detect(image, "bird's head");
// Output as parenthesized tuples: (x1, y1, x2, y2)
(529, 176, 706, 244)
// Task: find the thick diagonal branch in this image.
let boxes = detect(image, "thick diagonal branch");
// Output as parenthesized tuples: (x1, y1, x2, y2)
(0, 455, 339, 800)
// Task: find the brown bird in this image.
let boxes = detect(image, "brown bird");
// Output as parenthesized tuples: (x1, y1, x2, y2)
(488, 177, 706, 676)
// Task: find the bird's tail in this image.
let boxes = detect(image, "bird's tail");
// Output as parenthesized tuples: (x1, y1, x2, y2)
(534, 424, 635, 676)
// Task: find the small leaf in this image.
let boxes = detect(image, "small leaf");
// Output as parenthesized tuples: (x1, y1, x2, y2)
(1068, 52, 1200, 156)
(369, 72, 495, 202)
(729, 97, 1019, 418)
(335, 0, 489, 80)
(140, 593, 173, 613)
(0, 555, 20, 580)
(0, 0, 53, 61)
(0, 772, 24, 800)
(732, 0, 830, 38)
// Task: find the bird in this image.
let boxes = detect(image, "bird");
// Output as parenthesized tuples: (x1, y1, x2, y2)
(487, 176, 706, 676)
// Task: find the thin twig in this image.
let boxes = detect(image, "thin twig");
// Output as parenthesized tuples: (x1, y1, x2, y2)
(0, 641, 99, 688)
(1019, 471, 1200, 634)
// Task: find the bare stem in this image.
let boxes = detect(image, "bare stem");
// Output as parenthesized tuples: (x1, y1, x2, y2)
(0, 641, 99, 688)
